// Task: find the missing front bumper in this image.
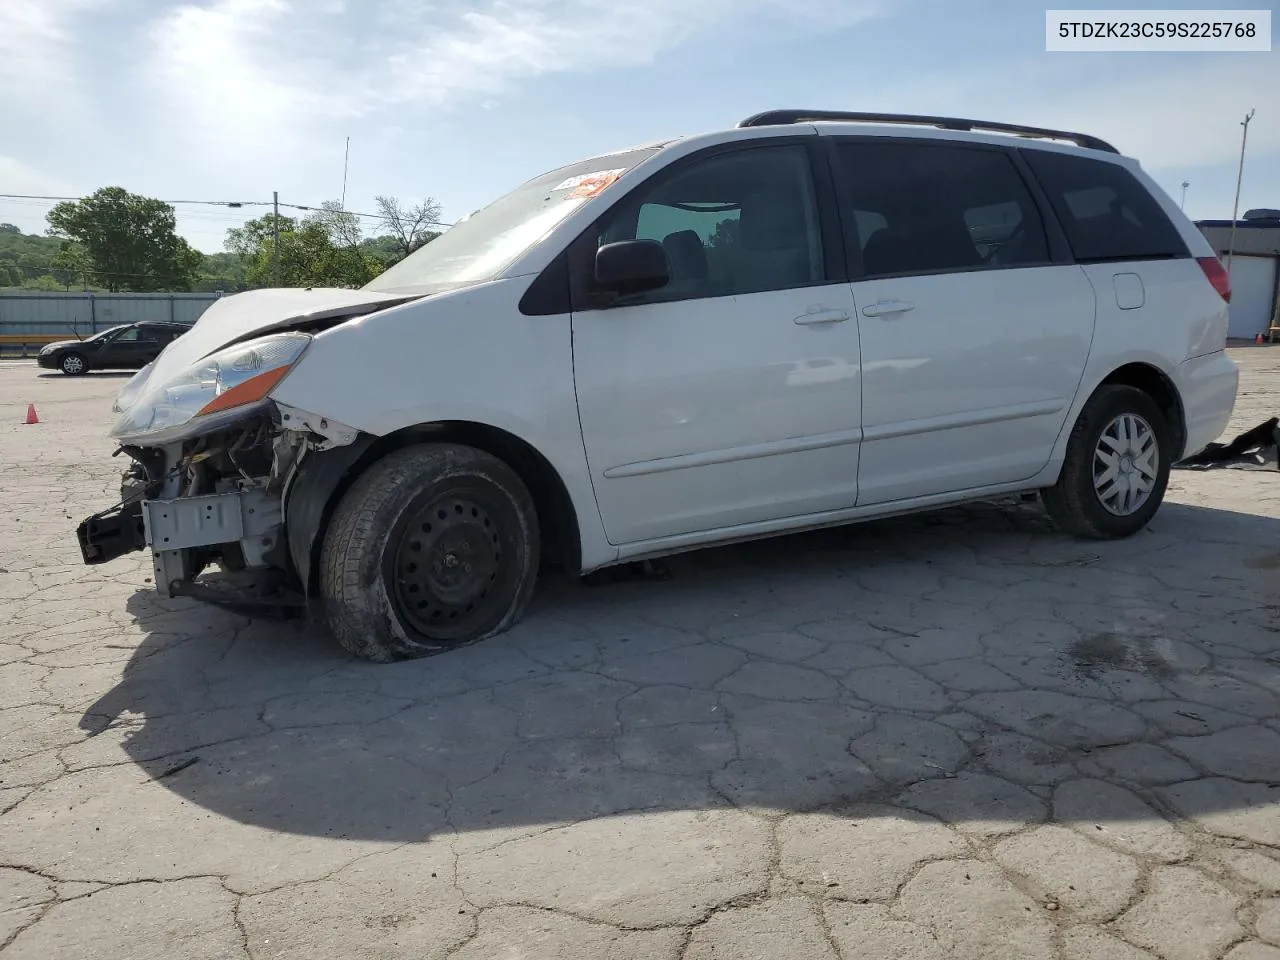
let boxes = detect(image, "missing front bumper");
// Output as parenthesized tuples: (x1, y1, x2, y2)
(79, 485, 285, 588)
(140, 487, 283, 595)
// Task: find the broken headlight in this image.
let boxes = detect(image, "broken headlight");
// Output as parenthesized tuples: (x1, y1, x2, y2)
(110, 333, 311, 444)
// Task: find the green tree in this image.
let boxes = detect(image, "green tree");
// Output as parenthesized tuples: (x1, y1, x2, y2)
(51, 242, 92, 288)
(195, 251, 250, 293)
(226, 213, 296, 260)
(46, 187, 203, 292)
(224, 205, 381, 289)
(358, 234, 405, 271)
(21, 274, 62, 291)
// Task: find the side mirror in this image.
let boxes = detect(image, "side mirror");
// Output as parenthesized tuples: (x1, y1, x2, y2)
(594, 239, 670, 298)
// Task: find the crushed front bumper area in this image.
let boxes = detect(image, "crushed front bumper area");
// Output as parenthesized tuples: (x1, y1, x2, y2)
(79, 484, 302, 614)
(75, 414, 372, 616)
(136, 485, 283, 593)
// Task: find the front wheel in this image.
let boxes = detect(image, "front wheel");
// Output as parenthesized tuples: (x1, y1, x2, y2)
(60, 352, 88, 376)
(319, 443, 540, 662)
(1041, 385, 1172, 539)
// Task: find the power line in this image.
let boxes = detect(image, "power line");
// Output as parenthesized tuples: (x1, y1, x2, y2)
(0, 192, 270, 208)
(0, 192, 453, 227)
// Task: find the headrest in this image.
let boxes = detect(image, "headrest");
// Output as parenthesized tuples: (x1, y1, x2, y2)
(662, 230, 708, 279)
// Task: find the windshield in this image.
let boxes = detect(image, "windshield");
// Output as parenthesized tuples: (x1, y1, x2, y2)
(87, 324, 129, 342)
(364, 146, 662, 293)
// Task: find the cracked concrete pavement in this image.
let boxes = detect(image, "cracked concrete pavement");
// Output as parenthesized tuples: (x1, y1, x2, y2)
(1, 350, 1279, 958)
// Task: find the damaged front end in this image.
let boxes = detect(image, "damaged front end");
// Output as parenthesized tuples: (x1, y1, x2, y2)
(78, 400, 363, 615)
(72, 297, 405, 615)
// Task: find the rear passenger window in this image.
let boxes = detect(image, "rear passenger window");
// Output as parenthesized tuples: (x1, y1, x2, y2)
(1021, 150, 1187, 263)
(833, 141, 1050, 278)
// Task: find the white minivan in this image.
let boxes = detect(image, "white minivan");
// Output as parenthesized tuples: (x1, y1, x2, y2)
(78, 110, 1239, 661)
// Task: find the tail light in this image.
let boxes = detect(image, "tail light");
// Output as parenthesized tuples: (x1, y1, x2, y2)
(1197, 256, 1231, 302)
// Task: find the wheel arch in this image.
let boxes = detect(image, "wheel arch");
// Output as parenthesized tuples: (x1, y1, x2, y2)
(1095, 361, 1187, 461)
(286, 420, 583, 594)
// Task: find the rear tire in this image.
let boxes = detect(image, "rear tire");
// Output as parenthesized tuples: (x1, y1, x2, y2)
(60, 352, 88, 376)
(319, 443, 539, 662)
(1042, 385, 1172, 539)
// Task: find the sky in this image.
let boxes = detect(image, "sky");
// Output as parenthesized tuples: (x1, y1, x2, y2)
(0, 0, 1276, 254)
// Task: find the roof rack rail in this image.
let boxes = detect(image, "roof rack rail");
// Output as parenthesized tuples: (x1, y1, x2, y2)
(736, 110, 1119, 154)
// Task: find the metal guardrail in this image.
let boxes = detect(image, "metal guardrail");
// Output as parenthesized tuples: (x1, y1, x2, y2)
(0, 334, 67, 359)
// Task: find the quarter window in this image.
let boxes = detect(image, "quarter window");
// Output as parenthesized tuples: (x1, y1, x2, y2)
(591, 144, 825, 303)
(1021, 150, 1187, 263)
(833, 141, 1051, 278)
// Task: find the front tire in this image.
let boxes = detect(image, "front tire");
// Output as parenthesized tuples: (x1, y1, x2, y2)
(60, 352, 88, 376)
(319, 444, 539, 662)
(1042, 385, 1172, 539)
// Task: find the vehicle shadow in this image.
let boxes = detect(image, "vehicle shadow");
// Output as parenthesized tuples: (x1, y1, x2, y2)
(81, 497, 1280, 844)
(36, 371, 136, 379)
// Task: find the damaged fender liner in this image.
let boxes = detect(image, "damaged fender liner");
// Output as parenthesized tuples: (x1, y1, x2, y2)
(286, 433, 377, 591)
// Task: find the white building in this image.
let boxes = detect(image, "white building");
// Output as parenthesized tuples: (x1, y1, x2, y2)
(1197, 210, 1280, 340)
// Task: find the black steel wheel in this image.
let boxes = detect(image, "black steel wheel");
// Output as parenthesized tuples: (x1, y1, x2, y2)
(319, 443, 539, 662)
(388, 490, 513, 643)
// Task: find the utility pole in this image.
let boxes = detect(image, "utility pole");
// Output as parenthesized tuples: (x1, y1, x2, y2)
(272, 190, 281, 287)
(1226, 108, 1255, 278)
(341, 137, 350, 209)
(1179, 181, 1189, 210)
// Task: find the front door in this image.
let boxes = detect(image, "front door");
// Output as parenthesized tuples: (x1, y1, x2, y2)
(99, 326, 153, 368)
(828, 138, 1096, 506)
(571, 140, 864, 545)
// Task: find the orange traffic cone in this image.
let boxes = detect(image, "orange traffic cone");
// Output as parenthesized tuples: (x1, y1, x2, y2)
(1257, 334, 1266, 345)
(24, 403, 38, 425)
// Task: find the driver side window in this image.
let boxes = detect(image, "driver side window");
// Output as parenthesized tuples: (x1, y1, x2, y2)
(593, 144, 826, 305)
(113, 327, 141, 342)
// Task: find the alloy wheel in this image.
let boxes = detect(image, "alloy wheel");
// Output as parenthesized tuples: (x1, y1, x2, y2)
(1093, 413, 1159, 517)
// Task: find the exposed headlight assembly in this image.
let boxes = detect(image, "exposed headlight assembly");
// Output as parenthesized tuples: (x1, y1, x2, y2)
(111, 333, 311, 444)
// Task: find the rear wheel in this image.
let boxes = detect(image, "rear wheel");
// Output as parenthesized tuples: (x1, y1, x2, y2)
(319, 443, 539, 662)
(1042, 385, 1172, 539)
(60, 352, 88, 376)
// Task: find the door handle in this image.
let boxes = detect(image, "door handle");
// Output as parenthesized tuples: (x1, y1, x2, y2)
(861, 299, 915, 318)
(793, 308, 849, 325)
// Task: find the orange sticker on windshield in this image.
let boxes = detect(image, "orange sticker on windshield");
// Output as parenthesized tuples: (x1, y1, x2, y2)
(570, 172, 621, 198)
(555, 168, 624, 198)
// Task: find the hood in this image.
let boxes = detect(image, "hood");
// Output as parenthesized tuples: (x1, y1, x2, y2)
(115, 287, 420, 414)
(41, 339, 84, 352)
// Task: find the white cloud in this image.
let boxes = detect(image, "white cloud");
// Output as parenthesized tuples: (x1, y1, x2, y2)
(0, 156, 77, 196)
(146, 0, 886, 135)
(0, 0, 109, 93)
(0, 157, 81, 235)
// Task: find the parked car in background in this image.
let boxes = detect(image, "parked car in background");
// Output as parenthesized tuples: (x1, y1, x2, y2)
(38, 321, 190, 376)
